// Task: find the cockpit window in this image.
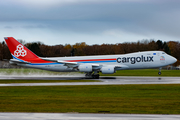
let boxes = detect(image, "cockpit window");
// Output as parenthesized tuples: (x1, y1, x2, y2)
(162, 52, 165, 54)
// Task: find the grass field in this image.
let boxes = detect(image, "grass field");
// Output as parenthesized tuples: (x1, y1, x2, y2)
(0, 85, 180, 114)
(0, 68, 180, 76)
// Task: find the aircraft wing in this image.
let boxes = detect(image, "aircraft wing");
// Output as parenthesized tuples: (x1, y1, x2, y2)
(41, 58, 129, 69)
(57, 60, 79, 68)
(41, 58, 102, 68)
(114, 64, 129, 68)
(40, 58, 78, 68)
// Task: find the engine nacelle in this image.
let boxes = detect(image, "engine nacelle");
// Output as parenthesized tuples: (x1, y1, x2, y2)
(101, 66, 115, 74)
(78, 64, 92, 72)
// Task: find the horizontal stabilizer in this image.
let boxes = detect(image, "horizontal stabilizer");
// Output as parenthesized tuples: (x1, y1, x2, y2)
(10, 59, 30, 64)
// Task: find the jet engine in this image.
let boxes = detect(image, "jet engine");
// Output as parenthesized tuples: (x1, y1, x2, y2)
(101, 66, 115, 74)
(78, 64, 92, 72)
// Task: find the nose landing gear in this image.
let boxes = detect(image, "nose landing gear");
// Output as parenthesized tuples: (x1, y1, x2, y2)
(158, 67, 162, 75)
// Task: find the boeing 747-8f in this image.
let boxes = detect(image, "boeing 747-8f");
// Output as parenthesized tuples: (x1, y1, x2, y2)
(4, 37, 177, 78)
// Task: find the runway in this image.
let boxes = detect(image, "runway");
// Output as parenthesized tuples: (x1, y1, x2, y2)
(0, 76, 180, 120)
(0, 112, 180, 120)
(0, 76, 180, 86)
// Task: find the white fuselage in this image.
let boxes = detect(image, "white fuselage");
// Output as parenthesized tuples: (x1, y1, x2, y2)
(18, 51, 177, 72)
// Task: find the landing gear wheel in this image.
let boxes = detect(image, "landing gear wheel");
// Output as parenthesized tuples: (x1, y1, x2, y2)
(158, 72, 161, 75)
(85, 72, 99, 79)
(92, 74, 99, 79)
(85, 72, 92, 78)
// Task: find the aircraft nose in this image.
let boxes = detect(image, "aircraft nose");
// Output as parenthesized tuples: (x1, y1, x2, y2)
(171, 56, 177, 64)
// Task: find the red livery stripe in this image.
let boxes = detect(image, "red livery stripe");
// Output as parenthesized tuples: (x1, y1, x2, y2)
(65, 58, 117, 62)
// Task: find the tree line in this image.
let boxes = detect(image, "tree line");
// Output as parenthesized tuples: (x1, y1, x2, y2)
(0, 39, 180, 66)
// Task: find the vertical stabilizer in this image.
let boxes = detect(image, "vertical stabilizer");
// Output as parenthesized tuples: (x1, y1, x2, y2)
(4, 37, 39, 61)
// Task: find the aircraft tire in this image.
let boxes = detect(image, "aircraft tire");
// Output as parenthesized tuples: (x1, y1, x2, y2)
(92, 74, 99, 79)
(158, 72, 161, 75)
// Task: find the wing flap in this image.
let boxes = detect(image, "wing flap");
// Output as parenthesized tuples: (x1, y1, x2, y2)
(114, 64, 129, 69)
(115, 65, 129, 68)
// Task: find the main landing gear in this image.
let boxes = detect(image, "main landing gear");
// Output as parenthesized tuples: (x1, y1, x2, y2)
(158, 67, 162, 75)
(85, 72, 99, 79)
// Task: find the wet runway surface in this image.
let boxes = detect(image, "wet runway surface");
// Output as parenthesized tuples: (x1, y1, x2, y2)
(0, 76, 180, 120)
(0, 76, 180, 86)
(0, 112, 180, 120)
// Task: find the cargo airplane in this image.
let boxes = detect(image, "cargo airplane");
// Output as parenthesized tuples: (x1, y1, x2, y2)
(4, 37, 177, 78)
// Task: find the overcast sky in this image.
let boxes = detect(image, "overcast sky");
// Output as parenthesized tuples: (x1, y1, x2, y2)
(0, 0, 180, 45)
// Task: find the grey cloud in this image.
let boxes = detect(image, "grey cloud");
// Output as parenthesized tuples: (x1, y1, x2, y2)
(4, 26, 13, 29)
(1, 0, 180, 44)
(0, 0, 176, 21)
